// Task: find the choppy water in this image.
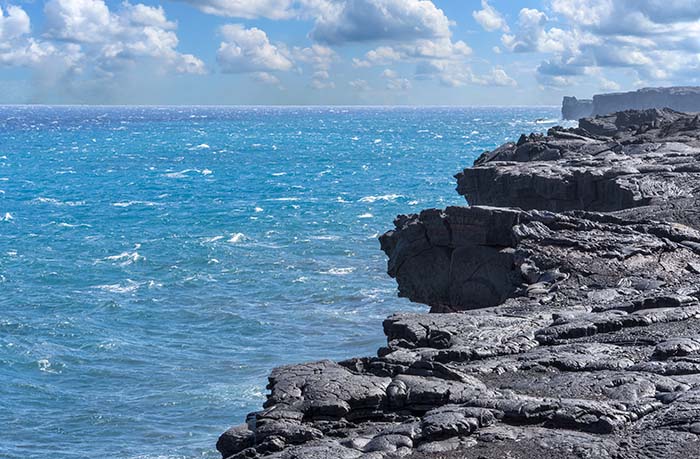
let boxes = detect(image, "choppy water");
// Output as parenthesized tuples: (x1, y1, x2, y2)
(0, 106, 563, 458)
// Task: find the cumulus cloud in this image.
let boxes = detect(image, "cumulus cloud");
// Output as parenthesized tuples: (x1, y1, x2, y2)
(0, 5, 56, 67)
(349, 79, 370, 91)
(472, 0, 509, 32)
(42, 0, 205, 75)
(172, 0, 297, 20)
(382, 68, 411, 91)
(293, 44, 337, 89)
(217, 24, 293, 74)
(311, 0, 451, 45)
(503, 1, 700, 88)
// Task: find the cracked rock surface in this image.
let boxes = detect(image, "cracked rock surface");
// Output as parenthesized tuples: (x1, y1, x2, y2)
(217, 110, 700, 459)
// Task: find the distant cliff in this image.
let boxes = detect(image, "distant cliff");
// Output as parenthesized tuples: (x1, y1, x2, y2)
(562, 86, 700, 120)
(562, 96, 593, 120)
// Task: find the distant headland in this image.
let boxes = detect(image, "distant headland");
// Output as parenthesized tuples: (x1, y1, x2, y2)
(562, 86, 700, 120)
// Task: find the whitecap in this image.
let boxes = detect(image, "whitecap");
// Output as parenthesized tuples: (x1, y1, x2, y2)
(268, 197, 300, 202)
(271, 172, 286, 177)
(373, 139, 382, 144)
(190, 143, 210, 150)
(201, 169, 213, 176)
(358, 194, 403, 203)
(228, 233, 246, 244)
(37, 359, 61, 374)
(254, 207, 264, 213)
(163, 169, 198, 178)
(310, 235, 340, 241)
(57, 222, 92, 228)
(1, 212, 13, 221)
(103, 251, 144, 266)
(32, 197, 85, 206)
(94, 280, 141, 294)
(358, 213, 373, 219)
(202, 235, 225, 244)
(321, 267, 356, 275)
(112, 201, 158, 208)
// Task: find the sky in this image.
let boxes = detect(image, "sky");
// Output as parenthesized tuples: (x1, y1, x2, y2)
(0, 0, 699, 105)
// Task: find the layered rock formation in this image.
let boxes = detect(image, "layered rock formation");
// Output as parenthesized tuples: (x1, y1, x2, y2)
(562, 96, 593, 120)
(562, 87, 700, 120)
(217, 110, 700, 459)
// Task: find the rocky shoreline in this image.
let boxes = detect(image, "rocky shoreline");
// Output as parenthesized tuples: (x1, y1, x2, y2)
(218, 108, 700, 458)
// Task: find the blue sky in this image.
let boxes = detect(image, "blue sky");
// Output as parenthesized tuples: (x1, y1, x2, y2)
(1, 0, 699, 105)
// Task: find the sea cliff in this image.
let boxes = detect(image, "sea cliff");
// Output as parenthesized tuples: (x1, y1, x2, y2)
(217, 108, 700, 458)
(562, 87, 700, 120)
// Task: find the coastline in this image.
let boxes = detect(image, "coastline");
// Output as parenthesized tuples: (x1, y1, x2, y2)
(218, 108, 700, 458)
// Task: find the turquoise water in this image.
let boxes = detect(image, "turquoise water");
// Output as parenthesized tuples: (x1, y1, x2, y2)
(0, 106, 561, 458)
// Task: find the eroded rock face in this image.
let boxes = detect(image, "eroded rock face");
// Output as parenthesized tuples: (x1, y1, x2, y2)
(217, 110, 700, 459)
(456, 109, 700, 213)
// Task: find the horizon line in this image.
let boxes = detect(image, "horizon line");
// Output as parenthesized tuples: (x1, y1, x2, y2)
(0, 103, 561, 109)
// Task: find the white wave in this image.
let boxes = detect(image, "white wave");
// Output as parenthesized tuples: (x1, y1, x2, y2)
(374, 139, 382, 144)
(228, 233, 247, 244)
(358, 213, 373, 219)
(1, 212, 13, 221)
(536, 118, 559, 124)
(201, 169, 213, 176)
(271, 172, 286, 176)
(268, 197, 300, 202)
(359, 194, 403, 203)
(112, 201, 158, 208)
(254, 207, 264, 213)
(310, 235, 341, 241)
(103, 251, 144, 266)
(94, 280, 141, 294)
(190, 143, 210, 150)
(408, 200, 419, 205)
(37, 359, 61, 374)
(32, 197, 85, 206)
(202, 235, 225, 244)
(163, 169, 201, 178)
(57, 222, 92, 228)
(321, 267, 355, 276)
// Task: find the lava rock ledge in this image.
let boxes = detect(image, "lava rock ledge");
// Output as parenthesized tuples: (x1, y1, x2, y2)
(217, 109, 700, 459)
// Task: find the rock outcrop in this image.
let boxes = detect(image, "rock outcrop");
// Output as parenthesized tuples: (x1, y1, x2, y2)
(217, 110, 700, 459)
(456, 108, 700, 213)
(562, 96, 593, 120)
(562, 87, 700, 120)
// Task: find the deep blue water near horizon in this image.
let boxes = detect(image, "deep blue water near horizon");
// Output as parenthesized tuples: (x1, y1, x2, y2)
(0, 106, 564, 459)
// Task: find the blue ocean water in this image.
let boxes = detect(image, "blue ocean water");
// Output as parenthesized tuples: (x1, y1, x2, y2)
(0, 106, 563, 459)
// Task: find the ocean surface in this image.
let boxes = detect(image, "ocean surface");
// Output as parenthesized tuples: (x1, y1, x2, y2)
(0, 106, 565, 459)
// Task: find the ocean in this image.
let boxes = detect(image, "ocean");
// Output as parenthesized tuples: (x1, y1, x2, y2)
(0, 106, 563, 458)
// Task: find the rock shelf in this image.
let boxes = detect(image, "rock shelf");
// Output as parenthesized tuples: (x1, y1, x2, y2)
(218, 110, 700, 458)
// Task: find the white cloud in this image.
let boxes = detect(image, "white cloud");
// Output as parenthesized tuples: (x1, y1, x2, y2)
(352, 46, 402, 68)
(382, 69, 411, 91)
(472, 0, 509, 32)
(42, 0, 205, 75)
(0, 5, 30, 41)
(349, 79, 370, 91)
(501, 1, 700, 88)
(171, 0, 336, 20)
(172, 0, 297, 20)
(293, 44, 337, 89)
(311, 0, 451, 45)
(217, 24, 293, 73)
(254, 71, 282, 87)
